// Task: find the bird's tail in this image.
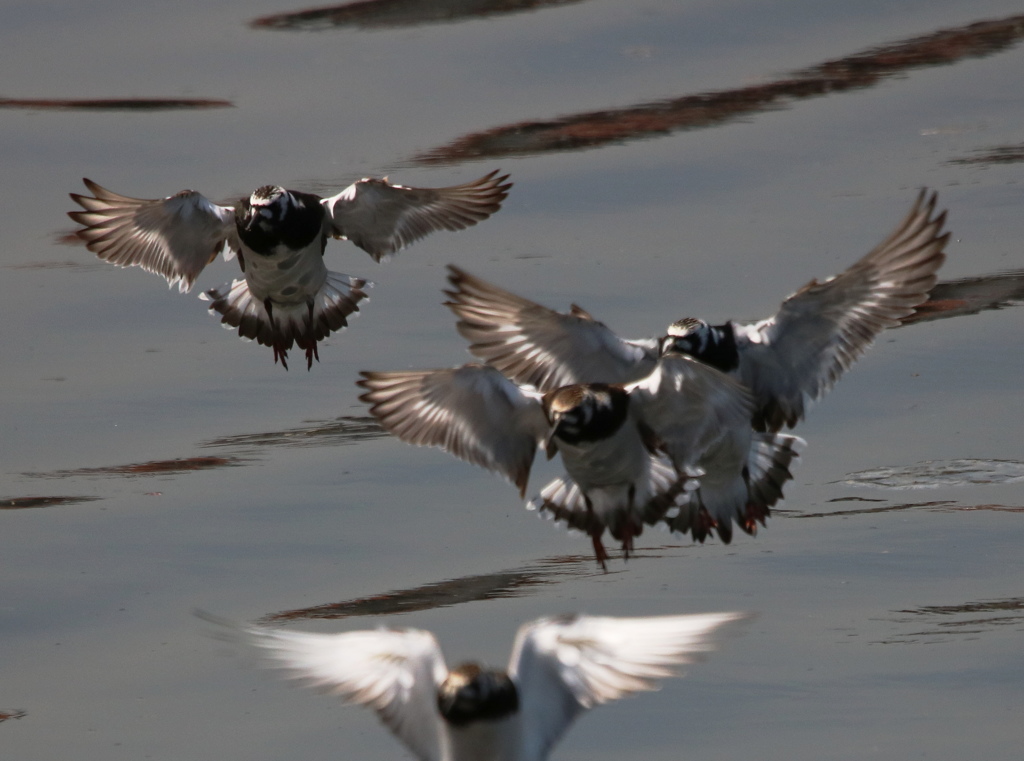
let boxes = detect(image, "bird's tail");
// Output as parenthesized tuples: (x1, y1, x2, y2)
(201, 271, 371, 370)
(668, 432, 804, 543)
(528, 454, 697, 552)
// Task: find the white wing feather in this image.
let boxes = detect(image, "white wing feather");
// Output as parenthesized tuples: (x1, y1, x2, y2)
(358, 364, 549, 497)
(323, 171, 511, 261)
(739, 189, 948, 430)
(69, 179, 237, 293)
(239, 621, 449, 761)
(508, 612, 749, 760)
(445, 265, 657, 392)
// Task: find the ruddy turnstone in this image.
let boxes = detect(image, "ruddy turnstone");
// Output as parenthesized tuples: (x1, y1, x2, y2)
(357, 358, 798, 565)
(444, 189, 947, 431)
(68, 171, 511, 369)
(201, 610, 749, 761)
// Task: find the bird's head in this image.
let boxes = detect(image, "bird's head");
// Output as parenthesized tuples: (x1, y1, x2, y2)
(543, 384, 626, 447)
(242, 185, 290, 232)
(437, 663, 519, 726)
(662, 317, 712, 358)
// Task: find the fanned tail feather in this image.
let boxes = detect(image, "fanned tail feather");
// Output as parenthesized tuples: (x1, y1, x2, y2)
(667, 432, 804, 543)
(527, 454, 696, 563)
(201, 271, 371, 369)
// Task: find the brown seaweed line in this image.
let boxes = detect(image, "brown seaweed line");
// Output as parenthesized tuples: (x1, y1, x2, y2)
(251, 0, 585, 31)
(1, 495, 102, 510)
(259, 554, 603, 623)
(0, 97, 232, 111)
(24, 456, 245, 479)
(200, 416, 386, 450)
(793, 501, 956, 518)
(411, 13, 1024, 164)
(946, 142, 1024, 165)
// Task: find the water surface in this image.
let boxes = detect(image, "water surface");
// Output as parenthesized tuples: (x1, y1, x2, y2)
(2, 1, 1024, 760)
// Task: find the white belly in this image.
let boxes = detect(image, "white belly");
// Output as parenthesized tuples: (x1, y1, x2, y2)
(557, 426, 652, 518)
(241, 242, 328, 304)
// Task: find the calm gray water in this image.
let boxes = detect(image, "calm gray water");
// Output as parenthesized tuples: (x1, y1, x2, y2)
(3, 1, 1024, 759)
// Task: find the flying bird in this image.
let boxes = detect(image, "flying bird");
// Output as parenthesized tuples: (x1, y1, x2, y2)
(69, 171, 511, 369)
(444, 188, 947, 430)
(358, 359, 799, 564)
(201, 609, 749, 761)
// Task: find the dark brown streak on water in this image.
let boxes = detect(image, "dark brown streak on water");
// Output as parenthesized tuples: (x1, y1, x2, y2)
(947, 142, 1024, 165)
(411, 13, 1024, 164)
(795, 501, 1024, 519)
(25, 456, 244, 479)
(259, 555, 599, 623)
(200, 416, 385, 450)
(876, 597, 1024, 643)
(793, 501, 956, 519)
(0, 710, 26, 722)
(0, 97, 233, 111)
(1, 495, 102, 510)
(900, 270, 1024, 326)
(251, 0, 586, 31)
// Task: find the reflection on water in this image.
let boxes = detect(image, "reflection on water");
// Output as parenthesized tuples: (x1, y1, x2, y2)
(413, 12, 1024, 164)
(260, 554, 596, 623)
(877, 596, 1024, 644)
(947, 142, 1024, 165)
(26, 456, 245, 480)
(901, 270, 1024, 326)
(0, 97, 232, 111)
(793, 500, 956, 519)
(1, 495, 102, 510)
(16, 417, 384, 490)
(200, 415, 385, 451)
(251, 0, 585, 31)
(841, 459, 1024, 489)
(0, 710, 26, 723)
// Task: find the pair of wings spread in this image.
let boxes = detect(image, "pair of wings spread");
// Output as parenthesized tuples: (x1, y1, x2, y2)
(443, 189, 947, 432)
(69, 171, 510, 293)
(235, 612, 746, 761)
(361, 357, 753, 497)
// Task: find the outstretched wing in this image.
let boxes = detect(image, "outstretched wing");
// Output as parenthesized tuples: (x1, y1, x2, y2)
(203, 613, 448, 761)
(445, 265, 658, 392)
(322, 171, 511, 261)
(628, 354, 755, 472)
(741, 189, 949, 430)
(68, 178, 237, 293)
(357, 363, 548, 497)
(509, 612, 750, 760)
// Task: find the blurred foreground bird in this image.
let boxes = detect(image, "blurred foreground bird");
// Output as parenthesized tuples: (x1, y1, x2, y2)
(200, 609, 750, 761)
(69, 171, 511, 369)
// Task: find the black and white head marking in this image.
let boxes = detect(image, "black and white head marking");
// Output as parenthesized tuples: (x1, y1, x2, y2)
(237, 186, 325, 256)
(437, 663, 519, 726)
(663, 318, 739, 373)
(543, 384, 630, 445)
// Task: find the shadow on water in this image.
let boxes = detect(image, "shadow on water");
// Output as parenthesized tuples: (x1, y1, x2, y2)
(947, 142, 1024, 165)
(875, 596, 1024, 644)
(901, 270, 1024, 326)
(200, 416, 385, 451)
(411, 13, 1024, 165)
(0, 97, 232, 111)
(839, 459, 1024, 489)
(24, 456, 246, 480)
(251, 0, 586, 31)
(21, 417, 382, 483)
(1, 496, 102, 510)
(259, 553, 618, 623)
